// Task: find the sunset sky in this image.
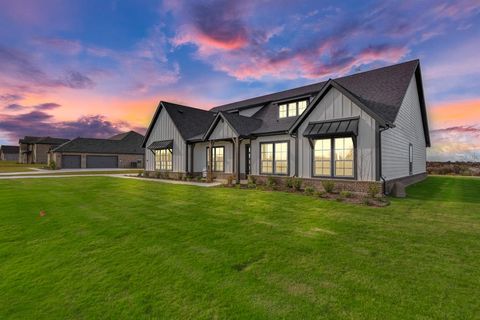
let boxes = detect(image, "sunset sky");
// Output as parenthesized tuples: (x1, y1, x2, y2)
(0, 0, 479, 161)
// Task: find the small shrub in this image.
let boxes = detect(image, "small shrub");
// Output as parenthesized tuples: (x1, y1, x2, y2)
(315, 191, 327, 198)
(340, 190, 352, 198)
(292, 177, 302, 191)
(247, 175, 257, 189)
(226, 175, 235, 186)
(266, 176, 277, 189)
(285, 177, 294, 189)
(144, 171, 150, 178)
(196, 175, 202, 182)
(155, 172, 162, 179)
(367, 183, 380, 198)
(322, 180, 335, 193)
(304, 186, 315, 196)
(362, 197, 372, 206)
(48, 160, 57, 170)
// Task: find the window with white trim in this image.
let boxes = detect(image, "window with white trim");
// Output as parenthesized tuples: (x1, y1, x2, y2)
(155, 149, 172, 171)
(278, 100, 308, 118)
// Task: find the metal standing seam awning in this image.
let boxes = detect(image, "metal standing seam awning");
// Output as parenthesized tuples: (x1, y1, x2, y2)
(147, 140, 173, 151)
(303, 117, 359, 138)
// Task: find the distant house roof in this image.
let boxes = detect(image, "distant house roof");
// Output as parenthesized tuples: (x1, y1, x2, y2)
(143, 60, 430, 146)
(53, 131, 144, 155)
(19, 136, 70, 145)
(0, 145, 19, 154)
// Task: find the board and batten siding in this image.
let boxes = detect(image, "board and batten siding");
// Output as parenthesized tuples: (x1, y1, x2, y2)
(382, 75, 426, 180)
(209, 119, 237, 140)
(250, 134, 296, 176)
(192, 141, 234, 173)
(144, 108, 187, 172)
(297, 87, 377, 181)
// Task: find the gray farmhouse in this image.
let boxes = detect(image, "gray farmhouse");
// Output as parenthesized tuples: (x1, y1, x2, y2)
(142, 60, 430, 194)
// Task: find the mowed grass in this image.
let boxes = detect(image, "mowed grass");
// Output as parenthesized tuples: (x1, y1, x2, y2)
(0, 169, 142, 176)
(0, 176, 479, 319)
(0, 161, 44, 172)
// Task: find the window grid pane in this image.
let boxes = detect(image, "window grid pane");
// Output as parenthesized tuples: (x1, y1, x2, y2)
(155, 149, 172, 171)
(288, 103, 297, 117)
(279, 104, 287, 118)
(313, 139, 331, 176)
(261, 143, 274, 174)
(274, 142, 288, 174)
(334, 138, 354, 177)
(298, 100, 307, 114)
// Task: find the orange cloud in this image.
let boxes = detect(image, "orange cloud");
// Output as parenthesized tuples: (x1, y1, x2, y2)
(429, 99, 480, 129)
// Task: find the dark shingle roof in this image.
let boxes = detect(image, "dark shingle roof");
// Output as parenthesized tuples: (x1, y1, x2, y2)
(0, 145, 19, 154)
(144, 60, 429, 145)
(19, 136, 69, 145)
(211, 83, 324, 113)
(334, 61, 418, 122)
(221, 112, 263, 136)
(53, 131, 144, 154)
(211, 60, 422, 133)
(142, 101, 216, 146)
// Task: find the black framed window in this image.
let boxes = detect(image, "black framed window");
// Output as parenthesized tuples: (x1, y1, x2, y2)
(313, 139, 331, 176)
(334, 138, 354, 177)
(260, 141, 289, 175)
(312, 137, 354, 178)
(278, 100, 308, 119)
(206, 146, 224, 172)
(409, 143, 413, 175)
(154, 149, 172, 171)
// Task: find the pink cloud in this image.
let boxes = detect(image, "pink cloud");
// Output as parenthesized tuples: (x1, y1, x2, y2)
(428, 125, 480, 161)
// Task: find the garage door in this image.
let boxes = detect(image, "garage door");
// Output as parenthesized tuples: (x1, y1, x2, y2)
(86, 155, 118, 168)
(62, 155, 81, 168)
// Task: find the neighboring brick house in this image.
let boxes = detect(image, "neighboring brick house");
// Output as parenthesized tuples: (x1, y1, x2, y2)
(0, 145, 19, 161)
(49, 131, 145, 169)
(18, 136, 70, 164)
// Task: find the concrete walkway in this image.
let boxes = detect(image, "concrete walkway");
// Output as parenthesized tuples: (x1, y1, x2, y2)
(0, 173, 222, 187)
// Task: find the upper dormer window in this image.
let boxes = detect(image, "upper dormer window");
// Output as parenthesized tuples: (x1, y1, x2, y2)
(278, 100, 308, 119)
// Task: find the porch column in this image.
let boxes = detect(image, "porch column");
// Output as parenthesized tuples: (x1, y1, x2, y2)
(236, 137, 241, 184)
(208, 140, 213, 181)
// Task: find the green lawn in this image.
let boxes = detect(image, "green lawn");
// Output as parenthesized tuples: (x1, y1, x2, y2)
(0, 161, 45, 172)
(0, 176, 479, 319)
(0, 169, 142, 176)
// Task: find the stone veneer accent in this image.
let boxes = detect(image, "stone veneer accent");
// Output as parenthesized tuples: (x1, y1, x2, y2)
(252, 175, 383, 195)
(145, 171, 247, 180)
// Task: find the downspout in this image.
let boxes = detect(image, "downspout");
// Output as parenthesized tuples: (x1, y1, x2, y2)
(379, 124, 392, 195)
(294, 133, 298, 177)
